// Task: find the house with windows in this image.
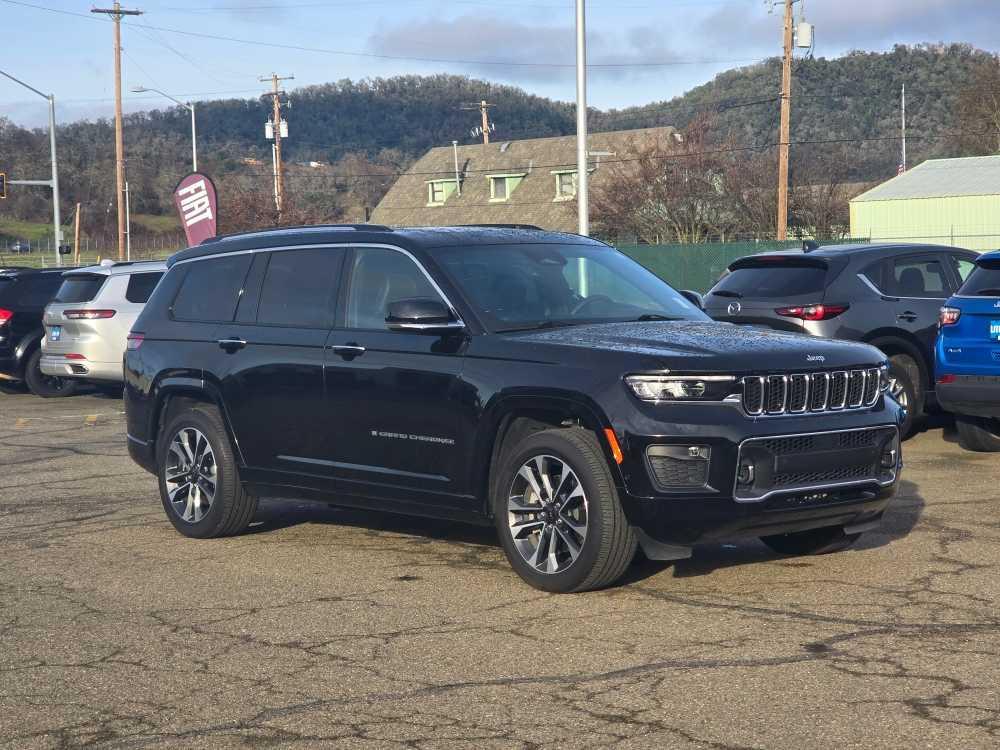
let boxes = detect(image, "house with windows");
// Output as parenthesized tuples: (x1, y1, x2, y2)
(370, 127, 676, 232)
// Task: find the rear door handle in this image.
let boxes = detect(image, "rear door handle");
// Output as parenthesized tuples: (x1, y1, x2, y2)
(897, 311, 917, 322)
(329, 344, 366, 359)
(217, 337, 247, 351)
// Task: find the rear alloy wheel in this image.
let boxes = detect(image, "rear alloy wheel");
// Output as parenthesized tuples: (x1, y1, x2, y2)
(761, 526, 861, 556)
(494, 427, 636, 593)
(955, 415, 1000, 452)
(887, 354, 921, 438)
(24, 348, 78, 398)
(157, 404, 257, 538)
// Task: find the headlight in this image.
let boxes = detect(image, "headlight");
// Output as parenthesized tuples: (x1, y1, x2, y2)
(625, 375, 738, 402)
(879, 363, 890, 392)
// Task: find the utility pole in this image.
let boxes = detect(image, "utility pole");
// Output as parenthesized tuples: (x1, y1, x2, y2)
(92, 2, 143, 260)
(462, 100, 494, 144)
(575, 0, 589, 238)
(900, 83, 907, 174)
(261, 73, 293, 218)
(73, 203, 82, 264)
(774, 0, 794, 241)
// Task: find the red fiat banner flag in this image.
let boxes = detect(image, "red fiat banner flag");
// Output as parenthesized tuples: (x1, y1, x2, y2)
(173, 173, 219, 247)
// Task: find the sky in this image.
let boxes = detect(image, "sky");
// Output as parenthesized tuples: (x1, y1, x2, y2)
(2, 0, 999, 128)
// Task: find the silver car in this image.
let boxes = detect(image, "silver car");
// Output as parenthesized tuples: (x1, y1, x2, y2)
(41, 260, 165, 383)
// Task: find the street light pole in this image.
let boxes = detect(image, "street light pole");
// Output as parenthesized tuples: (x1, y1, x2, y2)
(575, 0, 588, 238)
(1, 69, 61, 267)
(132, 86, 198, 172)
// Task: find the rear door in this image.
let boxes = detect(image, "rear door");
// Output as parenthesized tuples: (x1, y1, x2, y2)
(883, 252, 956, 358)
(704, 255, 832, 331)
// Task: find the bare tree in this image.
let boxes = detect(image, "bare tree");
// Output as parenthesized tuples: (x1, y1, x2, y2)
(957, 56, 1000, 155)
(718, 148, 777, 240)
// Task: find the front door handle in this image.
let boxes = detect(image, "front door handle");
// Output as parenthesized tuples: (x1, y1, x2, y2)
(217, 337, 247, 351)
(897, 311, 918, 323)
(329, 344, 366, 359)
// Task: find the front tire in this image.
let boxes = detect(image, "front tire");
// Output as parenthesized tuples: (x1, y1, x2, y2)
(493, 427, 636, 593)
(761, 526, 861, 556)
(157, 403, 258, 538)
(955, 415, 1000, 452)
(24, 349, 78, 398)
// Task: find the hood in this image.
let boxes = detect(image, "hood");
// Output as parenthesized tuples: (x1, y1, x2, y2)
(503, 321, 883, 372)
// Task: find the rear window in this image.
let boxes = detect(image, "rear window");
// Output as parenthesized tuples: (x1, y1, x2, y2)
(55, 274, 106, 304)
(959, 260, 1000, 296)
(172, 255, 252, 322)
(5, 275, 63, 308)
(711, 261, 828, 299)
(125, 272, 164, 304)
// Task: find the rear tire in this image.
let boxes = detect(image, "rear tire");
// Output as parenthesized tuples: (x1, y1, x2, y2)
(955, 415, 1000, 452)
(887, 354, 921, 438)
(157, 403, 258, 538)
(493, 427, 637, 593)
(761, 526, 861, 556)
(24, 348, 78, 398)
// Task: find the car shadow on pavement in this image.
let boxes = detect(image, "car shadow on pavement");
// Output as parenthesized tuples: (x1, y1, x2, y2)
(620, 479, 925, 585)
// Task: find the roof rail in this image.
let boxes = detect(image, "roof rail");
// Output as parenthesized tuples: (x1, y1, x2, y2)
(200, 223, 393, 244)
(459, 223, 543, 230)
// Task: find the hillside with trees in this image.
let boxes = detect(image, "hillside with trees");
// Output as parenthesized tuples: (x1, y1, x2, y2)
(1, 43, 996, 245)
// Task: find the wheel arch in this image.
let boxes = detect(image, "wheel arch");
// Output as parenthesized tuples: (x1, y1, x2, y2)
(13, 329, 44, 377)
(150, 377, 247, 468)
(862, 330, 931, 388)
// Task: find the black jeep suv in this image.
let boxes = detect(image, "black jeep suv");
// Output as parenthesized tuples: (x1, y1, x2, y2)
(704, 243, 979, 436)
(125, 226, 904, 592)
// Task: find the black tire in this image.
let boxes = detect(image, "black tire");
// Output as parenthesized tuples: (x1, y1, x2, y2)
(156, 403, 257, 538)
(761, 526, 861, 556)
(23, 348, 78, 398)
(493, 427, 637, 593)
(887, 353, 921, 438)
(0, 379, 29, 394)
(955, 415, 1000, 452)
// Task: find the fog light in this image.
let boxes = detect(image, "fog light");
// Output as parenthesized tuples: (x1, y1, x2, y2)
(880, 447, 897, 469)
(737, 461, 755, 485)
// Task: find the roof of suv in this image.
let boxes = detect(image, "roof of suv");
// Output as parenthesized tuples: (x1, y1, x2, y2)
(729, 242, 971, 267)
(64, 259, 167, 277)
(167, 224, 603, 267)
(0, 266, 78, 279)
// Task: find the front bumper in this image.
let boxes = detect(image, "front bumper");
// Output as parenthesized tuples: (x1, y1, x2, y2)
(936, 375, 1000, 418)
(40, 354, 122, 382)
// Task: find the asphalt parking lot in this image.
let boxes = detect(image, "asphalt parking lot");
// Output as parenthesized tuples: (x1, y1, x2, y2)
(1, 389, 998, 749)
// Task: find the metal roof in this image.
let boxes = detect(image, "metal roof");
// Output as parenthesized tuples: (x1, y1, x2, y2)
(851, 155, 1000, 202)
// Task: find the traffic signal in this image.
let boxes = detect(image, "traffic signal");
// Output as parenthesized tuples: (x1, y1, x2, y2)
(0, 173, 6, 199)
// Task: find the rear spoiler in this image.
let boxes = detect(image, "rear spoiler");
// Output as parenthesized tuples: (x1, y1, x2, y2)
(729, 254, 829, 271)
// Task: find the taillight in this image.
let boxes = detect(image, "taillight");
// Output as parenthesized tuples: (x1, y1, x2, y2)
(64, 309, 116, 320)
(126, 332, 144, 350)
(0, 308, 12, 325)
(775, 304, 848, 321)
(939, 306, 961, 327)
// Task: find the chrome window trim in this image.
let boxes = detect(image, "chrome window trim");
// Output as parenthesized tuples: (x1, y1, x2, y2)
(171, 241, 465, 328)
(855, 272, 950, 301)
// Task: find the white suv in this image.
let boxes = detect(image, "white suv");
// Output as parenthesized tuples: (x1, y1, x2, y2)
(40, 260, 165, 387)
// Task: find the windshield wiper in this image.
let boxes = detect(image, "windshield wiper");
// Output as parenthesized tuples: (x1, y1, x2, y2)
(974, 288, 1000, 296)
(633, 313, 683, 322)
(710, 290, 742, 298)
(496, 320, 582, 334)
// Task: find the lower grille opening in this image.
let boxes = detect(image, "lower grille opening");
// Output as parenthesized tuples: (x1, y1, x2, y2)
(646, 445, 711, 491)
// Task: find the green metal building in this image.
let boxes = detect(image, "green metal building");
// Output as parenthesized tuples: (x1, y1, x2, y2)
(850, 155, 1000, 251)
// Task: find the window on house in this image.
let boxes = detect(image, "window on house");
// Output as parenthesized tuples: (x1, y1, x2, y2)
(488, 174, 524, 201)
(555, 171, 577, 199)
(427, 180, 457, 205)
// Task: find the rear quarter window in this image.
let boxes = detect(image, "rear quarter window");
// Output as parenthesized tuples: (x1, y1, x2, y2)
(125, 272, 164, 304)
(958, 260, 1000, 296)
(55, 274, 107, 304)
(171, 255, 252, 322)
(711, 262, 828, 299)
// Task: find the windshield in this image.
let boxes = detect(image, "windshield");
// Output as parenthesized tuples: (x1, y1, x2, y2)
(958, 260, 1000, 296)
(433, 243, 708, 331)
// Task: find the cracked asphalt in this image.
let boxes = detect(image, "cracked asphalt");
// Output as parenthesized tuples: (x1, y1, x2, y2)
(1, 389, 998, 749)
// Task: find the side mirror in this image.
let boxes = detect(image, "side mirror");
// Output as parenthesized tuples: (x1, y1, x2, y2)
(58, 244, 72, 256)
(680, 289, 704, 310)
(386, 298, 464, 333)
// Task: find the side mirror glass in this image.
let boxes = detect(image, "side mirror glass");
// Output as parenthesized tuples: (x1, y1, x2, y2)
(386, 298, 464, 333)
(680, 289, 704, 310)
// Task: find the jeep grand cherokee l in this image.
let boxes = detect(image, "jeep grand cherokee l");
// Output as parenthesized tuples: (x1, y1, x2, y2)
(124, 225, 904, 593)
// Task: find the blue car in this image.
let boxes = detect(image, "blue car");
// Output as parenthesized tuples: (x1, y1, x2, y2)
(936, 250, 1000, 451)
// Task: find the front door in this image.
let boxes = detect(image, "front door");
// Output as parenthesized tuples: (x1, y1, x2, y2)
(322, 245, 468, 505)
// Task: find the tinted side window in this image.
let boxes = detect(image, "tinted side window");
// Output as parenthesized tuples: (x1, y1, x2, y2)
(125, 272, 164, 304)
(172, 255, 252, 322)
(256, 248, 342, 328)
(949, 255, 977, 285)
(887, 257, 948, 297)
(959, 260, 1000, 296)
(14, 275, 63, 308)
(345, 247, 442, 330)
(55, 274, 107, 304)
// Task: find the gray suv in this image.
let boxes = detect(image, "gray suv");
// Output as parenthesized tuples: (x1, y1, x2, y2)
(41, 260, 165, 386)
(704, 243, 979, 436)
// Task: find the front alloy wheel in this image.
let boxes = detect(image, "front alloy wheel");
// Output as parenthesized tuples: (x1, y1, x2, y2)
(164, 427, 217, 523)
(507, 455, 589, 574)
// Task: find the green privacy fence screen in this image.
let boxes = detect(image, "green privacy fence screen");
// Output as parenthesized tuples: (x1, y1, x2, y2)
(616, 239, 872, 293)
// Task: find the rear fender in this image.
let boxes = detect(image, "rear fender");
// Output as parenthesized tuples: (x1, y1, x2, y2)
(12, 329, 44, 376)
(151, 375, 247, 468)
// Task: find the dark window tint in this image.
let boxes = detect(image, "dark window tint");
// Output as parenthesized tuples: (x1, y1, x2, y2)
(959, 259, 1000, 296)
(711, 263, 827, 299)
(11, 275, 63, 308)
(172, 255, 251, 322)
(0, 276, 16, 304)
(886, 257, 948, 297)
(345, 247, 442, 329)
(256, 248, 341, 328)
(55, 274, 106, 304)
(125, 272, 163, 304)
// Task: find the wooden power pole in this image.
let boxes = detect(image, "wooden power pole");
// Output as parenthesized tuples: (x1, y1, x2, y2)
(462, 100, 494, 144)
(260, 73, 293, 220)
(775, 0, 793, 241)
(92, 2, 142, 260)
(73, 202, 82, 264)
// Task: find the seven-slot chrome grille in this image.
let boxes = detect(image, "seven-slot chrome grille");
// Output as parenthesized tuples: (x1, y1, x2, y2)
(742, 368, 881, 416)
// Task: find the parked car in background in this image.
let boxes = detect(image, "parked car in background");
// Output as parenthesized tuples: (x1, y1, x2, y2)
(936, 249, 1000, 451)
(41, 260, 166, 388)
(124, 225, 903, 593)
(0, 266, 80, 396)
(10, 241, 31, 254)
(704, 243, 979, 437)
